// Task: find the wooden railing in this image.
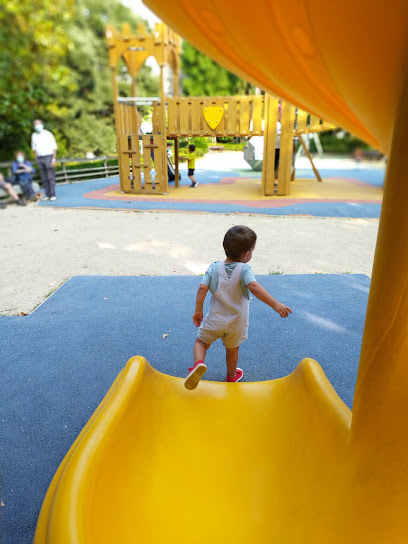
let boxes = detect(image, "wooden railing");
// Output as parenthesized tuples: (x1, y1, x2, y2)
(151, 96, 334, 139)
(295, 111, 334, 134)
(164, 95, 265, 137)
(0, 156, 119, 184)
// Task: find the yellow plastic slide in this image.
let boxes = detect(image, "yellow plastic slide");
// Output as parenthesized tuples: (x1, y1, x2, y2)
(36, 1, 408, 541)
(35, 356, 352, 544)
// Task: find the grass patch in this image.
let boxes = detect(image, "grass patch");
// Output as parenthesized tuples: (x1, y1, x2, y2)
(220, 142, 246, 151)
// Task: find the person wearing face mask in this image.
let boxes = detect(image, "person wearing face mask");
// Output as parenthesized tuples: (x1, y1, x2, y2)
(31, 119, 58, 201)
(12, 151, 37, 202)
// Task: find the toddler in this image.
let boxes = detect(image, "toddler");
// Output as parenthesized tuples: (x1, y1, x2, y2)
(184, 225, 292, 390)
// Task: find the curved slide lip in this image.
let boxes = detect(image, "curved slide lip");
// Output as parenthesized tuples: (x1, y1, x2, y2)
(34, 356, 351, 544)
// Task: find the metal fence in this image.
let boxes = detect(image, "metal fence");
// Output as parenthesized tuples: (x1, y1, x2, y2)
(0, 155, 119, 184)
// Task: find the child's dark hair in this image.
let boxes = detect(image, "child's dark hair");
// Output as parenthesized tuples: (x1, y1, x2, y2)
(223, 226, 257, 260)
(189, 144, 196, 152)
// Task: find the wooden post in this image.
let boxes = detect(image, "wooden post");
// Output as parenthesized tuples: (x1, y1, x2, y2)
(110, 66, 120, 138)
(173, 68, 179, 98)
(261, 94, 278, 196)
(277, 102, 296, 195)
(297, 134, 322, 182)
(174, 138, 179, 188)
(159, 65, 168, 193)
(130, 76, 137, 99)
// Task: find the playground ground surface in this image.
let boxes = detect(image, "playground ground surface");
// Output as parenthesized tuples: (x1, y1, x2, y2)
(1, 273, 369, 543)
(38, 152, 385, 218)
(1, 207, 378, 316)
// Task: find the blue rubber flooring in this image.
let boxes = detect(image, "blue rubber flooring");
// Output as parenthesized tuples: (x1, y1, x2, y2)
(1, 274, 370, 543)
(38, 166, 384, 217)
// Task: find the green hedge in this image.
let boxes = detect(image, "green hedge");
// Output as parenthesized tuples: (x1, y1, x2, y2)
(55, 158, 118, 172)
(179, 137, 209, 150)
(308, 132, 378, 155)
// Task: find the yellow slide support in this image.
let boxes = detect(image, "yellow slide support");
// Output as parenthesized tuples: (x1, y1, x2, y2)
(34, 356, 351, 544)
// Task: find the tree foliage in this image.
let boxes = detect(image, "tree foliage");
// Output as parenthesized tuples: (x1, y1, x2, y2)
(181, 42, 255, 97)
(0, 0, 157, 160)
(0, 0, 75, 159)
(0, 6, 256, 161)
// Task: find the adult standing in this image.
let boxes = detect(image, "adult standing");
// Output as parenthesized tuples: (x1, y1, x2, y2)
(31, 119, 58, 201)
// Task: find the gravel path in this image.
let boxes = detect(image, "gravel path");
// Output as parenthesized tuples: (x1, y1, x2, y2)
(0, 204, 378, 315)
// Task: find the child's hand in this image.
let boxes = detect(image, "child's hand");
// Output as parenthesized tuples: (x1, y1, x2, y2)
(192, 311, 203, 327)
(274, 302, 292, 318)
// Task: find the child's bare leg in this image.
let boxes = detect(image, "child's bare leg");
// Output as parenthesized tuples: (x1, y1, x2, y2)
(188, 174, 196, 184)
(5, 183, 19, 201)
(225, 346, 239, 378)
(194, 338, 209, 362)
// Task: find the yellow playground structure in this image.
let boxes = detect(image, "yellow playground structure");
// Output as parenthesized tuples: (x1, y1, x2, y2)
(106, 22, 332, 196)
(35, 2, 408, 543)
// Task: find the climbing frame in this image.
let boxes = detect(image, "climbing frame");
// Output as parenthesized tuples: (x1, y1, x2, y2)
(116, 102, 166, 194)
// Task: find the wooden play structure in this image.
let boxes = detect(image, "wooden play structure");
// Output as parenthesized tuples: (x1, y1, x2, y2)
(106, 23, 333, 196)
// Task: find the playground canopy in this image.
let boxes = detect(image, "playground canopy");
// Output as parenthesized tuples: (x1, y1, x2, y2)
(145, 1, 406, 154)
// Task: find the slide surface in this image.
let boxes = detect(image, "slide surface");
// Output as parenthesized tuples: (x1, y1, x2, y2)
(35, 356, 351, 543)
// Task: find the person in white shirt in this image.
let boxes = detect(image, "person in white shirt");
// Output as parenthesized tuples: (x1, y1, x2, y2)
(31, 119, 58, 201)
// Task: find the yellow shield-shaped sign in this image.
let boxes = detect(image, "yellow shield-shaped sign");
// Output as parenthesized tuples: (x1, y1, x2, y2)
(203, 107, 224, 130)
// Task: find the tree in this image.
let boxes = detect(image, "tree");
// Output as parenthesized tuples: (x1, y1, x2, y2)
(0, 0, 157, 159)
(181, 42, 254, 97)
(52, 0, 152, 156)
(0, 0, 76, 159)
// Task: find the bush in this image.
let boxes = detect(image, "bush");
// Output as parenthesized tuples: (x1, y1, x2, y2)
(219, 142, 246, 151)
(310, 131, 374, 155)
(179, 137, 210, 151)
(56, 158, 118, 173)
(216, 136, 235, 144)
(191, 137, 209, 150)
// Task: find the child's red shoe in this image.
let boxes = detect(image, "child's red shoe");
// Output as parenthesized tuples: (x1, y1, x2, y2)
(184, 360, 207, 390)
(226, 368, 243, 383)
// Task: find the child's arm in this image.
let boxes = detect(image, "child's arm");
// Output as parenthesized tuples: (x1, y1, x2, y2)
(247, 281, 292, 318)
(192, 284, 210, 327)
